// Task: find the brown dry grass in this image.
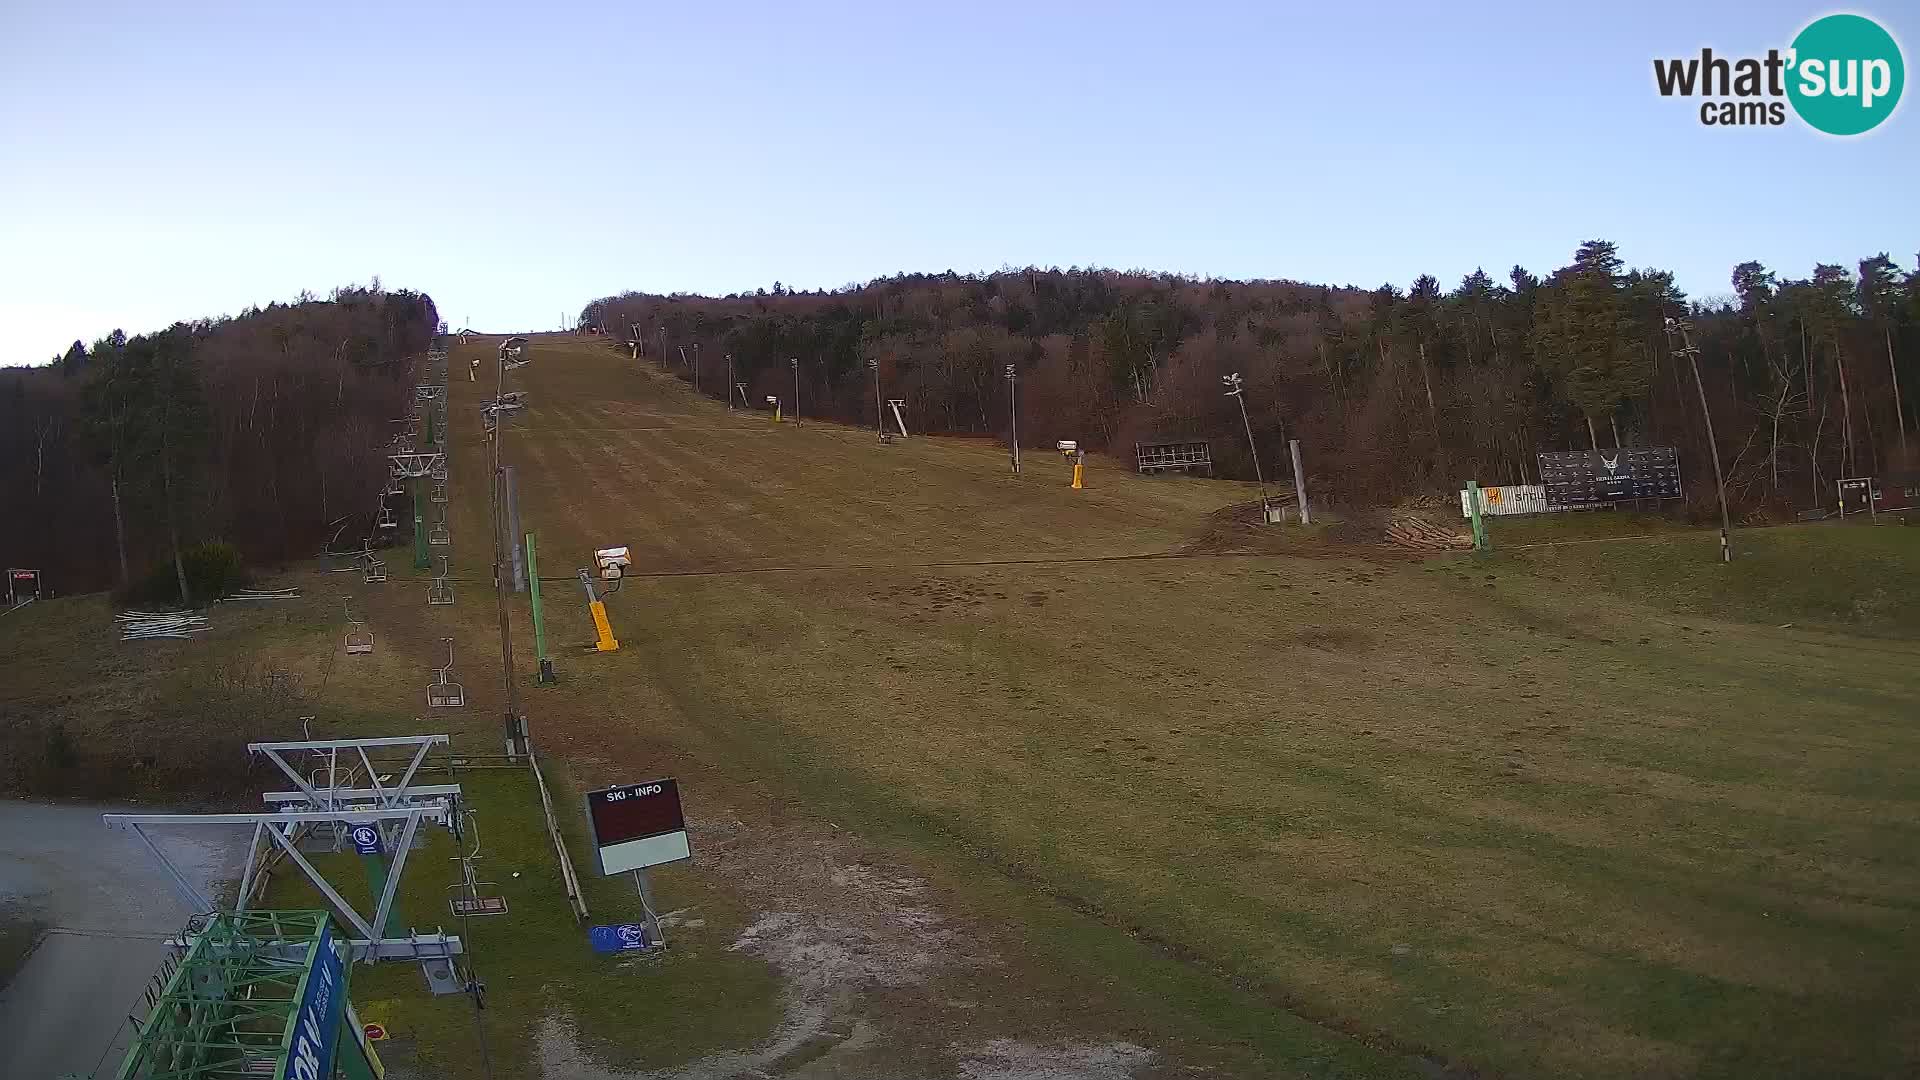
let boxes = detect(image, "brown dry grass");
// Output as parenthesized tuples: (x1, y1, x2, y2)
(8, 332, 1917, 1079)
(451, 334, 1920, 1080)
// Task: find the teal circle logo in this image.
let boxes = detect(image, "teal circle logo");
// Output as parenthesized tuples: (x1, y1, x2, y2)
(1787, 14, 1904, 135)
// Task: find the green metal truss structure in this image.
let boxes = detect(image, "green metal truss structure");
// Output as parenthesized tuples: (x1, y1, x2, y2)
(114, 909, 369, 1080)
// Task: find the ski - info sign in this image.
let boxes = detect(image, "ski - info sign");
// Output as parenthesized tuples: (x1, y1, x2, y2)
(584, 779, 691, 875)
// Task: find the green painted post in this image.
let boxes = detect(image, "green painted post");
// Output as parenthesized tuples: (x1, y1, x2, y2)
(361, 852, 400, 936)
(425, 409, 437, 446)
(527, 532, 556, 684)
(337, 1025, 381, 1080)
(412, 482, 429, 571)
(1466, 479, 1490, 552)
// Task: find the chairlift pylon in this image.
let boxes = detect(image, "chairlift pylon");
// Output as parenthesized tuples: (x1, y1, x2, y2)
(427, 638, 466, 708)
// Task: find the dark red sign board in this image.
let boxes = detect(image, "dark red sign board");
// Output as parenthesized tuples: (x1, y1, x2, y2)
(586, 779, 686, 847)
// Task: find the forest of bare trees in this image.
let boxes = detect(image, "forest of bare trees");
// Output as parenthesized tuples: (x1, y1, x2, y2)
(585, 243, 1918, 517)
(0, 286, 438, 597)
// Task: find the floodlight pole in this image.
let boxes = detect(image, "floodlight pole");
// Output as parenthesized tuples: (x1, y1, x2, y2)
(1223, 373, 1272, 521)
(790, 358, 800, 423)
(869, 358, 883, 435)
(1667, 318, 1733, 563)
(1005, 365, 1021, 474)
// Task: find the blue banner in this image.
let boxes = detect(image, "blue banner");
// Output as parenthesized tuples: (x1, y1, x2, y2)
(589, 923, 652, 953)
(278, 922, 346, 1080)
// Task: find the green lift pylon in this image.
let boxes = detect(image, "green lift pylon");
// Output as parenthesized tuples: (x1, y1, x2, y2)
(527, 532, 556, 685)
(114, 910, 382, 1080)
(412, 481, 429, 571)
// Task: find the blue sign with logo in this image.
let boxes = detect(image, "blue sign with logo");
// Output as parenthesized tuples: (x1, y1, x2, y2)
(276, 922, 345, 1080)
(349, 824, 384, 856)
(589, 923, 653, 954)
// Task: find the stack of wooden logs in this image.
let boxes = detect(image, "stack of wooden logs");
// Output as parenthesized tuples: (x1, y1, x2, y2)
(1384, 516, 1472, 551)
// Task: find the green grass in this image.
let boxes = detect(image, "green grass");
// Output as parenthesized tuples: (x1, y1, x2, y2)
(471, 335, 1920, 1078)
(1493, 515, 1920, 635)
(261, 767, 781, 1079)
(10, 333, 1919, 1078)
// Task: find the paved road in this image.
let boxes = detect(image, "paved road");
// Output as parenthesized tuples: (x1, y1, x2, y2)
(0, 801, 242, 1080)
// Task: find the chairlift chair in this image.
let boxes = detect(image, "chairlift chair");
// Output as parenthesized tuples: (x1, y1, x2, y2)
(431, 482, 449, 504)
(428, 558, 453, 606)
(446, 809, 507, 917)
(429, 520, 451, 546)
(361, 542, 388, 584)
(382, 475, 403, 497)
(427, 638, 466, 708)
(375, 504, 399, 530)
(343, 600, 374, 654)
(431, 459, 448, 481)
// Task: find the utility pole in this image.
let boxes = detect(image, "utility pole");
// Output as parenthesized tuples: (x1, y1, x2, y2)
(657, 327, 666, 371)
(790, 358, 800, 423)
(1222, 372, 1272, 522)
(869, 358, 883, 436)
(1288, 439, 1311, 525)
(1666, 318, 1734, 563)
(726, 354, 736, 410)
(1005, 364, 1021, 474)
(691, 343, 701, 396)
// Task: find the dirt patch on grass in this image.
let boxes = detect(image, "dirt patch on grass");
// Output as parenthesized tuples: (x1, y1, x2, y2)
(536, 810, 1164, 1079)
(1183, 502, 1427, 566)
(956, 1040, 1153, 1080)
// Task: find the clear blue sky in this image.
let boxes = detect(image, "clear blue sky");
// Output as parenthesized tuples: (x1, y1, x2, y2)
(2, 0, 1913, 365)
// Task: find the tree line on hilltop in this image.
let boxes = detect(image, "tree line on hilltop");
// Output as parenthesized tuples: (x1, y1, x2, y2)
(584, 243, 1919, 516)
(0, 285, 439, 599)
